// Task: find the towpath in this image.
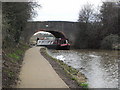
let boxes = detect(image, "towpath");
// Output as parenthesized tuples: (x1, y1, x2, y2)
(17, 47, 68, 88)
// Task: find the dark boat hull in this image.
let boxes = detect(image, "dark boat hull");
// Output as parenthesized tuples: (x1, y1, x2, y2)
(37, 44, 70, 50)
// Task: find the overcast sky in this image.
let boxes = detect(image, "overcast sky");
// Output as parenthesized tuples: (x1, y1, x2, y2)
(33, 0, 103, 22)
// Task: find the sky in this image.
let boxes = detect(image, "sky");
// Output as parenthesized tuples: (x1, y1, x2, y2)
(33, 0, 103, 22)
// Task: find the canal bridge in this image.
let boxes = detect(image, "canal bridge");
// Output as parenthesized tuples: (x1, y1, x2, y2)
(22, 21, 79, 46)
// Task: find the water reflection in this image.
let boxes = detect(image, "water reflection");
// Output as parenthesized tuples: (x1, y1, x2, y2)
(48, 49, 119, 88)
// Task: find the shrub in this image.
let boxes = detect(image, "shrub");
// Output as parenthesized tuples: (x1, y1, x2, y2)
(101, 34, 120, 49)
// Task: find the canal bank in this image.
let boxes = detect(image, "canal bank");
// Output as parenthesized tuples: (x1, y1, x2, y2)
(40, 48, 88, 88)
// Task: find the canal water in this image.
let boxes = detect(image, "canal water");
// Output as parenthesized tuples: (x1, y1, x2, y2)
(48, 49, 119, 88)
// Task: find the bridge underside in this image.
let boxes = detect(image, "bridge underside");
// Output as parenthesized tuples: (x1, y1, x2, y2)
(35, 30, 66, 39)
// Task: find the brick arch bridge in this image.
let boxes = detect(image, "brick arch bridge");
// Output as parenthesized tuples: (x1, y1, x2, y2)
(22, 21, 79, 46)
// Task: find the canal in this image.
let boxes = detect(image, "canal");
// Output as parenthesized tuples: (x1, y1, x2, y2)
(48, 49, 119, 88)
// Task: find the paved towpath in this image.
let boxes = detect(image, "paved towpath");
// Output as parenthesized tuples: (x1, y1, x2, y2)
(17, 47, 68, 88)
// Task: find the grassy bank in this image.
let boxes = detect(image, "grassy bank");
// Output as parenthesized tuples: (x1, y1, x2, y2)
(2, 43, 29, 88)
(40, 47, 88, 88)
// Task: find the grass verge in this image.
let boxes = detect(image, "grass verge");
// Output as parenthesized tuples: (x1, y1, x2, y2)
(2, 43, 29, 88)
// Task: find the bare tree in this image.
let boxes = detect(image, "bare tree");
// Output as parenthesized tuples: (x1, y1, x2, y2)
(100, 1, 119, 35)
(78, 3, 94, 23)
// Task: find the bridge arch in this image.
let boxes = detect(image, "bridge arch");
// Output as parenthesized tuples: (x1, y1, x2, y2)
(33, 29, 67, 39)
(29, 29, 68, 45)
